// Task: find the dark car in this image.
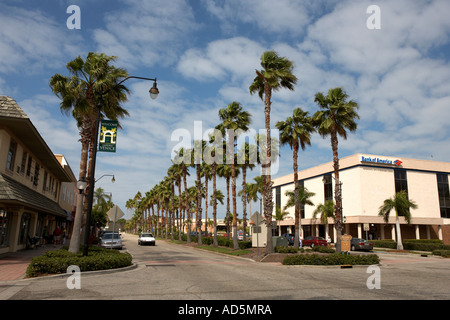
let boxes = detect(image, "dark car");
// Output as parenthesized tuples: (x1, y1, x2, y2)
(282, 233, 295, 246)
(302, 236, 328, 247)
(351, 238, 373, 251)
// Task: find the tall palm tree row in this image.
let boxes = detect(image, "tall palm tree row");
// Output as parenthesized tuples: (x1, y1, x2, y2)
(125, 51, 362, 254)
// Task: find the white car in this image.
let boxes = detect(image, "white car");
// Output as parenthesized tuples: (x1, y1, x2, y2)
(100, 232, 123, 250)
(138, 233, 156, 246)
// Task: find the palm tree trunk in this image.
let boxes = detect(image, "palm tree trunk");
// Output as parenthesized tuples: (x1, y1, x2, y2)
(330, 126, 343, 252)
(293, 144, 300, 249)
(196, 163, 202, 245)
(242, 165, 247, 241)
(264, 82, 274, 254)
(395, 215, 403, 250)
(230, 135, 239, 250)
(212, 163, 218, 247)
(183, 165, 190, 244)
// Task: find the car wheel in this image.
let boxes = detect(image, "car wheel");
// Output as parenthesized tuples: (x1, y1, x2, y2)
(311, 243, 314, 248)
(351, 245, 356, 251)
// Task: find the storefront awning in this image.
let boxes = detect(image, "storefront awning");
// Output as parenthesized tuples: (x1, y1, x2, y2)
(0, 173, 66, 218)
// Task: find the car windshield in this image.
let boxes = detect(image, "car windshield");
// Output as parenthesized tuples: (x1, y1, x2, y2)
(141, 233, 153, 237)
(102, 233, 120, 239)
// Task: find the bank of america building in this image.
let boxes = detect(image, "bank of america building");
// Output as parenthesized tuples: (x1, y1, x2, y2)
(272, 153, 450, 244)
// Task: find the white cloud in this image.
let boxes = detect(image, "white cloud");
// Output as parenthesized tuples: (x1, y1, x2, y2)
(94, 0, 199, 70)
(0, 4, 84, 74)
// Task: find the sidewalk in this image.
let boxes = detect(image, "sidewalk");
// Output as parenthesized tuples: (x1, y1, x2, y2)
(0, 244, 63, 281)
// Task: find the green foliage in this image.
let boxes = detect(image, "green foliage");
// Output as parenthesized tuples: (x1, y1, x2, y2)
(275, 246, 298, 253)
(26, 246, 132, 278)
(432, 249, 450, 258)
(370, 239, 450, 251)
(312, 246, 336, 253)
(282, 253, 380, 265)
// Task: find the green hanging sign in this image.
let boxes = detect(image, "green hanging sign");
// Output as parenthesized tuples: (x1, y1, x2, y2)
(99, 120, 118, 152)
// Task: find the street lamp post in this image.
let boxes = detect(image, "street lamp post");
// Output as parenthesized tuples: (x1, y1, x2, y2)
(68, 177, 87, 253)
(322, 175, 343, 252)
(82, 76, 159, 256)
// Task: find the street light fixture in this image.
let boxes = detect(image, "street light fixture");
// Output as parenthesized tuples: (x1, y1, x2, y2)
(77, 177, 87, 194)
(82, 76, 158, 257)
(95, 174, 115, 183)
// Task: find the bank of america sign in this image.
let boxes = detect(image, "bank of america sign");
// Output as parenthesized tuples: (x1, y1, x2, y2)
(361, 155, 402, 166)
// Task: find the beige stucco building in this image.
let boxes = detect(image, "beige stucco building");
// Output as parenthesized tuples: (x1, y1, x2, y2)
(0, 96, 76, 253)
(272, 153, 450, 244)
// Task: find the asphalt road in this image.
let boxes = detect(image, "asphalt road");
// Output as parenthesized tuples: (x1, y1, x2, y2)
(3, 233, 450, 303)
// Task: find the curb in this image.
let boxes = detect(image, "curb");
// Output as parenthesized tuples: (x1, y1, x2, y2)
(8, 263, 139, 283)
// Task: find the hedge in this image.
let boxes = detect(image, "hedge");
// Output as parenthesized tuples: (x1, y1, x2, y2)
(26, 246, 132, 278)
(282, 253, 380, 266)
(370, 239, 450, 251)
(432, 249, 450, 258)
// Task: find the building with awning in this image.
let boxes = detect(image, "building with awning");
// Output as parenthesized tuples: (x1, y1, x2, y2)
(0, 96, 75, 253)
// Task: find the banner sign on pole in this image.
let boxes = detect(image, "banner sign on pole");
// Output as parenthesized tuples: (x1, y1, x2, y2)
(99, 120, 118, 152)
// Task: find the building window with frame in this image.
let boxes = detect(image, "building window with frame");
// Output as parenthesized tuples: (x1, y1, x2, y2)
(275, 186, 281, 210)
(20, 151, 27, 174)
(437, 173, 450, 219)
(6, 139, 17, 172)
(394, 169, 408, 194)
(323, 174, 333, 202)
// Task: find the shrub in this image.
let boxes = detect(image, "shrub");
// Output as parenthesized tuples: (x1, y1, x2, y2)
(282, 253, 380, 266)
(312, 246, 335, 253)
(432, 249, 450, 258)
(275, 246, 298, 253)
(26, 247, 132, 278)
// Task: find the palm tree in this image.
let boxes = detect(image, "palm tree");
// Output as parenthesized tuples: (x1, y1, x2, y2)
(210, 189, 225, 247)
(216, 101, 251, 249)
(313, 87, 360, 252)
(284, 186, 315, 240)
(201, 162, 212, 235)
(273, 205, 289, 236)
(192, 140, 206, 245)
(249, 50, 297, 253)
(237, 142, 257, 241)
(276, 107, 315, 248)
(217, 163, 232, 238)
(378, 191, 417, 250)
(173, 147, 191, 242)
(50, 52, 130, 253)
(313, 200, 335, 241)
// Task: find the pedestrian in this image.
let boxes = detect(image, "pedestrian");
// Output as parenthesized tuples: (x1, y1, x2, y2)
(53, 226, 62, 246)
(43, 226, 49, 245)
(62, 227, 67, 245)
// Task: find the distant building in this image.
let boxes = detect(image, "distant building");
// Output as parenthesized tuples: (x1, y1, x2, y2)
(0, 96, 76, 253)
(272, 153, 450, 244)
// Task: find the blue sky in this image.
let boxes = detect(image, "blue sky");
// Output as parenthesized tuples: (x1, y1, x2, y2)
(1, 0, 450, 220)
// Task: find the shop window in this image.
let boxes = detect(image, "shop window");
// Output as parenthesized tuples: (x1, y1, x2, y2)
(18, 213, 31, 245)
(0, 210, 12, 247)
(437, 173, 450, 219)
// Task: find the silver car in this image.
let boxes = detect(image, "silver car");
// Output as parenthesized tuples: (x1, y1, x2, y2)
(100, 232, 123, 250)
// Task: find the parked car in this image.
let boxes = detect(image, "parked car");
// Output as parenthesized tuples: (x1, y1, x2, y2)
(281, 233, 295, 246)
(351, 238, 373, 251)
(100, 232, 122, 250)
(302, 236, 328, 247)
(138, 233, 156, 246)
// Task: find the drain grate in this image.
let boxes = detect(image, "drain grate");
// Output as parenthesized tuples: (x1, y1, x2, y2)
(145, 264, 176, 267)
